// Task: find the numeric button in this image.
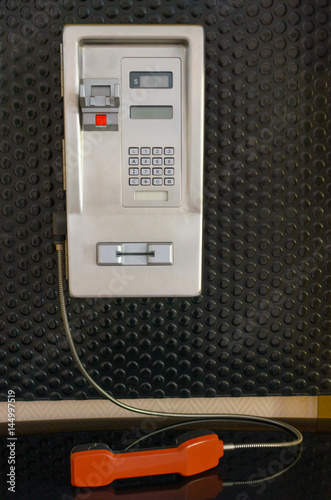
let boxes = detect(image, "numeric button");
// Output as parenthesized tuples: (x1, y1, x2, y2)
(164, 148, 174, 155)
(152, 168, 162, 176)
(152, 147, 162, 155)
(153, 178, 163, 186)
(152, 158, 162, 165)
(141, 168, 151, 175)
(140, 147, 151, 155)
(129, 168, 139, 175)
(164, 158, 174, 165)
(141, 157, 151, 165)
(164, 168, 174, 175)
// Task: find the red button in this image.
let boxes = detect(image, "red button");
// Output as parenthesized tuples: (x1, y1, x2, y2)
(96, 115, 107, 126)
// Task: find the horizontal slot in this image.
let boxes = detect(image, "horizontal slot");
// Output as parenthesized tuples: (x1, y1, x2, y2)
(134, 191, 168, 202)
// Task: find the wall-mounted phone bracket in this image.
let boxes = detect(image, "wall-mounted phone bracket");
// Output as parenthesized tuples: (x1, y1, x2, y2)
(63, 26, 204, 297)
(79, 78, 120, 131)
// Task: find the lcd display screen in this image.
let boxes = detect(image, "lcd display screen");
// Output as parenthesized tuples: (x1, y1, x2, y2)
(130, 72, 173, 89)
(130, 106, 173, 119)
(140, 75, 169, 88)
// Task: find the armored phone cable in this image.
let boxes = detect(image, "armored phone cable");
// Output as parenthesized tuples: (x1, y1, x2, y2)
(56, 245, 303, 453)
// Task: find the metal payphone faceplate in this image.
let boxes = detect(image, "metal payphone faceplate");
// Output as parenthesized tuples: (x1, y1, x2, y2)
(63, 26, 204, 297)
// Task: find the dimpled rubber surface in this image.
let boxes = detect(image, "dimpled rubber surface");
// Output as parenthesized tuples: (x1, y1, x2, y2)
(0, 0, 330, 401)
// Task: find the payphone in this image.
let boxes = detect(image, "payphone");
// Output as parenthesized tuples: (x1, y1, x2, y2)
(62, 26, 204, 297)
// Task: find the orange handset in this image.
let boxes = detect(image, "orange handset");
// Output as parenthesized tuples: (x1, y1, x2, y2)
(71, 430, 224, 488)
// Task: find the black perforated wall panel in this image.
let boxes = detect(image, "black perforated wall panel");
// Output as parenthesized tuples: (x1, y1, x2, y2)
(0, 0, 330, 401)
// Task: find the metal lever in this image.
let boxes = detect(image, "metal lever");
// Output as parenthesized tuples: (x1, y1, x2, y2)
(79, 78, 120, 131)
(97, 243, 173, 266)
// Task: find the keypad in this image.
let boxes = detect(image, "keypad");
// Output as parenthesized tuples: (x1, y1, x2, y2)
(128, 147, 175, 187)
(129, 147, 139, 155)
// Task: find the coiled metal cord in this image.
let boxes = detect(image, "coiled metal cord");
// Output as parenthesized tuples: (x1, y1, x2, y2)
(57, 247, 303, 452)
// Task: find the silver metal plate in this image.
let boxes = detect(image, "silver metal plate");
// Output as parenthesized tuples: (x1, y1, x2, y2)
(63, 25, 204, 297)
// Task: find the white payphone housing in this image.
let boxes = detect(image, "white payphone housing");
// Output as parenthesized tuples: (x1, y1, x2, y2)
(62, 26, 204, 297)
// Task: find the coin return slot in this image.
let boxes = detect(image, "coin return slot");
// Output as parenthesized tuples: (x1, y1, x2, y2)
(97, 243, 173, 266)
(134, 191, 168, 202)
(116, 251, 155, 257)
